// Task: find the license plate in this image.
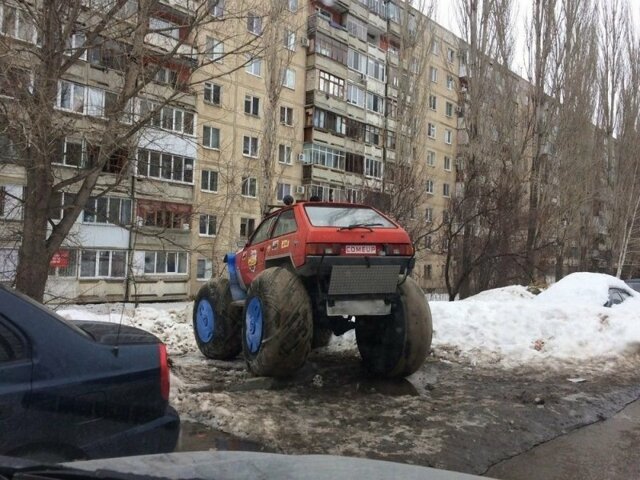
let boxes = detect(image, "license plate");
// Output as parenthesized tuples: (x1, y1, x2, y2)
(345, 245, 377, 255)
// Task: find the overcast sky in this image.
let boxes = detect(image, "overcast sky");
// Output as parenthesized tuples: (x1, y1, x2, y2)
(434, 0, 640, 75)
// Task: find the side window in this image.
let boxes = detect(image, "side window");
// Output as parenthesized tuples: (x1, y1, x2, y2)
(272, 209, 297, 238)
(0, 319, 27, 363)
(249, 216, 277, 245)
(607, 289, 623, 306)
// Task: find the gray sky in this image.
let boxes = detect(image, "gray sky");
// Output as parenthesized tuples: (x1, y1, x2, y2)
(434, 0, 640, 75)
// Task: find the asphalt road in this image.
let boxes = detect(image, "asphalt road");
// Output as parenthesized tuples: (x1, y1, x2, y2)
(486, 398, 640, 480)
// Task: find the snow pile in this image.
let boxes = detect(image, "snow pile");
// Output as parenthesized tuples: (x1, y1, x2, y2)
(464, 285, 535, 302)
(327, 273, 640, 369)
(57, 302, 196, 356)
(534, 272, 638, 306)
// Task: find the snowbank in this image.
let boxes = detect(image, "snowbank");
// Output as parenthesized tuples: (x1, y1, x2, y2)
(464, 285, 535, 302)
(534, 272, 638, 307)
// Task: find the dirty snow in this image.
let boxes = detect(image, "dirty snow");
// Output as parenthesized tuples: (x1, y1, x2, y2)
(56, 273, 640, 370)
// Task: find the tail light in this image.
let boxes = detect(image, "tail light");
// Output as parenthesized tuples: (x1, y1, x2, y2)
(385, 244, 414, 256)
(306, 243, 342, 255)
(158, 343, 170, 401)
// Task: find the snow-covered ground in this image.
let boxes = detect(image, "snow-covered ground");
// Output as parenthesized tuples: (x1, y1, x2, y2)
(56, 273, 640, 370)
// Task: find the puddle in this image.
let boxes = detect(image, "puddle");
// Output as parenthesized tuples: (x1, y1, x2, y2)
(176, 421, 272, 453)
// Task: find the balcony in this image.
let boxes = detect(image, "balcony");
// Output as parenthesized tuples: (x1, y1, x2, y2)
(307, 14, 349, 44)
(305, 90, 348, 113)
(144, 32, 198, 63)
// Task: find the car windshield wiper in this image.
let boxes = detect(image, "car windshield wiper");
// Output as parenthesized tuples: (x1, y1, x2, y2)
(337, 223, 383, 231)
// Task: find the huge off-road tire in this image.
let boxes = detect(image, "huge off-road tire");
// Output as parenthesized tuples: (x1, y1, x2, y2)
(242, 267, 313, 377)
(311, 326, 333, 349)
(356, 277, 432, 378)
(193, 278, 242, 360)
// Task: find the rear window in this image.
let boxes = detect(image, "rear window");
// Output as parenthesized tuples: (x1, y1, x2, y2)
(304, 205, 395, 228)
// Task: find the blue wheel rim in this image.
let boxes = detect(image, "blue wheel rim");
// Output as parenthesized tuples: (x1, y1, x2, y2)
(196, 298, 215, 343)
(245, 297, 264, 354)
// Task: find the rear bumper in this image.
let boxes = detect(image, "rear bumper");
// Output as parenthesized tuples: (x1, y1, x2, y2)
(82, 406, 180, 460)
(297, 255, 414, 277)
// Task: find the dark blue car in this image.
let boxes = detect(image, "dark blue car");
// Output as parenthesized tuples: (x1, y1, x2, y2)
(0, 285, 179, 462)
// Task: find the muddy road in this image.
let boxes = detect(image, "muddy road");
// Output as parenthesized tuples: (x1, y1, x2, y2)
(170, 346, 640, 476)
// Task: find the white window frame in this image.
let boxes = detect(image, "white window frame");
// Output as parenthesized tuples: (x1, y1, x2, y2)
(278, 144, 292, 164)
(444, 156, 452, 171)
(203, 125, 220, 149)
(82, 196, 132, 225)
(201, 169, 219, 193)
(79, 250, 127, 279)
(207, 37, 224, 63)
(364, 158, 383, 179)
(430, 66, 438, 83)
(245, 57, 262, 77)
(284, 29, 296, 51)
(204, 82, 222, 105)
(444, 129, 453, 145)
(425, 208, 433, 223)
(282, 68, 296, 89)
(244, 95, 260, 116)
(280, 106, 293, 126)
(0, 5, 37, 43)
(276, 183, 292, 201)
(447, 47, 456, 63)
(447, 75, 455, 90)
(247, 13, 262, 35)
(443, 183, 451, 197)
(288, 0, 298, 12)
(347, 83, 365, 108)
(445, 102, 454, 117)
(428, 123, 436, 139)
(241, 177, 257, 198)
(196, 258, 213, 280)
(429, 95, 437, 111)
(143, 251, 188, 275)
(427, 150, 436, 166)
(242, 136, 259, 158)
(57, 80, 85, 114)
(426, 179, 434, 194)
(199, 214, 217, 237)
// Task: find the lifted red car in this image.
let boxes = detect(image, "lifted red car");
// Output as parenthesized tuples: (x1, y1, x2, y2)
(193, 200, 432, 378)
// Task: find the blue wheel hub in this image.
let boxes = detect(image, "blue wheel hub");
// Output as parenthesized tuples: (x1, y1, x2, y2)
(196, 299, 215, 343)
(245, 297, 264, 354)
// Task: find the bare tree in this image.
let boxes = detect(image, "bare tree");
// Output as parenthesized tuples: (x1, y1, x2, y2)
(0, 0, 264, 301)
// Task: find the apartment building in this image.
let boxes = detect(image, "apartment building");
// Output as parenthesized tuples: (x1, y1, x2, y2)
(0, 0, 460, 301)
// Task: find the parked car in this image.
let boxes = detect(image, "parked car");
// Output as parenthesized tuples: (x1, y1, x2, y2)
(192, 198, 432, 379)
(0, 285, 179, 462)
(625, 278, 640, 293)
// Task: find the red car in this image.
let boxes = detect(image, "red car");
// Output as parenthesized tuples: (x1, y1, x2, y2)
(192, 200, 432, 378)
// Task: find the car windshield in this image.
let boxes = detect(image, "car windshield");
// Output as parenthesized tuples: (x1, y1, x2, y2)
(304, 205, 395, 228)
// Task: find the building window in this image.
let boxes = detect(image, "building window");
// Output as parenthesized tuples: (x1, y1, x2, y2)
(429, 94, 437, 111)
(278, 144, 292, 164)
(203, 125, 220, 149)
(447, 47, 456, 63)
(206, 37, 224, 62)
(242, 136, 259, 157)
(319, 71, 345, 98)
(245, 56, 262, 76)
(424, 236, 433, 250)
(143, 251, 188, 275)
(445, 101, 454, 117)
(204, 82, 221, 105)
(208, 0, 224, 17)
(366, 92, 384, 114)
(426, 179, 434, 194)
(244, 95, 260, 116)
(83, 197, 131, 225)
(240, 217, 256, 237)
(443, 183, 450, 197)
(57, 80, 85, 113)
(312, 32, 347, 64)
(444, 129, 453, 145)
(425, 207, 433, 223)
(201, 170, 219, 192)
(347, 83, 365, 107)
(138, 200, 191, 229)
(284, 29, 296, 51)
(428, 123, 436, 139)
(80, 250, 127, 278)
(277, 183, 292, 201)
(241, 177, 257, 197)
(141, 104, 195, 135)
(447, 75, 455, 90)
(48, 249, 79, 278)
(137, 149, 194, 183)
(280, 106, 293, 126)
(444, 156, 452, 171)
(347, 48, 366, 73)
(282, 68, 296, 89)
(364, 158, 383, 179)
(288, 0, 298, 12)
(364, 125, 381, 146)
(149, 17, 179, 39)
(247, 13, 262, 35)
(430, 66, 438, 83)
(199, 214, 217, 236)
(346, 17, 367, 41)
(0, 5, 37, 43)
(55, 138, 86, 167)
(424, 264, 432, 279)
(197, 258, 213, 280)
(303, 143, 346, 170)
(443, 210, 451, 224)
(367, 57, 385, 82)
(426, 151, 436, 167)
